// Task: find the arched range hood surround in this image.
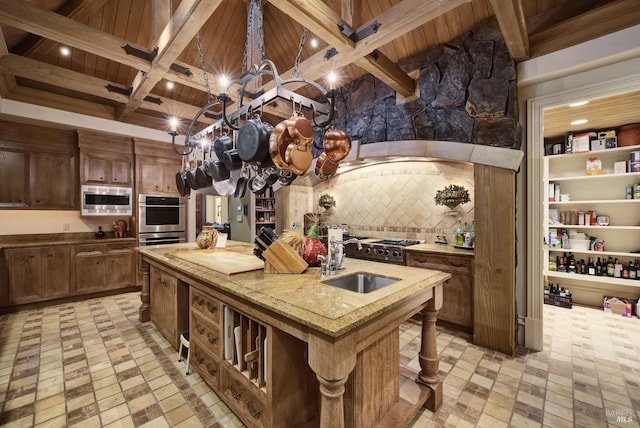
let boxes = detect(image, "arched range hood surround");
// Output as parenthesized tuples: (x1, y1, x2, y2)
(295, 140, 523, 186)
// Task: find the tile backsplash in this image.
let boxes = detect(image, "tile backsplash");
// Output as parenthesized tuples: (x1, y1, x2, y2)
(284, 160, 475, 243)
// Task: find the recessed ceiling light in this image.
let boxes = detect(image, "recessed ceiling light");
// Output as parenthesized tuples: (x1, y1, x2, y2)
(166, 81, 175, 90)
(59, 46, 71, 56)
(569, 101, 589, 107)
(310, 38, 318, 48)
(571, 119, 588, 126)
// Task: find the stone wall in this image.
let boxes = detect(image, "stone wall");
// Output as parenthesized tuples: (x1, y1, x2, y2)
(323, 17, 521, 151)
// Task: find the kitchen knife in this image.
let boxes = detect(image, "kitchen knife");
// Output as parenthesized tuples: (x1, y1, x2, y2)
(253, 248, 265, 260)
(261, 227, 278, 244)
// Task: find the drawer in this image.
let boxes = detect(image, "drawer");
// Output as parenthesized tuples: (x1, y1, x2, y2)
(106, 242, 133, 254)
(191, 310, 222, 359)
(191, 288, 222, 325)
(406, 252, 472, 275)
(191, 339, 220, 390)
(221, 363, 266, 428)
(74, 243, 106, 257)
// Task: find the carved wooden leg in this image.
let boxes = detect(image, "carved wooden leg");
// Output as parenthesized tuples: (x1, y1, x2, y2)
(316, 375, 349, 428)
(138, 255, 150, 323)
(417, 284, 443, 411)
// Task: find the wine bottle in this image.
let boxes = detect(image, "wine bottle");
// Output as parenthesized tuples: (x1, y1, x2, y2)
(587, 257, 595, 276)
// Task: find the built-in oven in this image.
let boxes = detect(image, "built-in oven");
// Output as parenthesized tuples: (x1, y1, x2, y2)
(138, 194, 186, 246)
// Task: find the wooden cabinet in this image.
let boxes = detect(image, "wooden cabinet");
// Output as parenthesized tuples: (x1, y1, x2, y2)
(406, 251, 474, 330)
(0, 121, 77, 210)
(75, 241, 135, 294)
(81, 152, 133, 186)
(138, 159, 180, 195)
(150, 266, 189, 348)
(186, 285, 317, 428)
(75, 244, 106, 293)
(6, 246, 71, 304)
(106, 242, 134, 288)
(30, 152, 75, 209)
(134, 137, 183, 196)
(78, 129, 133, 187)
(0, 149, 28, 207)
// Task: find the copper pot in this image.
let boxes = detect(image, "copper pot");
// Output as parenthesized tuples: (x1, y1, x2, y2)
(269, 120, 293, 170)
(314, 152, 339, 178)
(287, 114, 314, 147)
(285, 142, 312, 175)
(323, 128, 351, 162)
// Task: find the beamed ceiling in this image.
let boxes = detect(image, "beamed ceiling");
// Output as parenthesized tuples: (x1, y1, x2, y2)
(0, 0, 639, 137)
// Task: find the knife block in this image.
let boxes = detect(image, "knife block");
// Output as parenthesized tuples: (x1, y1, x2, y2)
(262, 240, 308, 274)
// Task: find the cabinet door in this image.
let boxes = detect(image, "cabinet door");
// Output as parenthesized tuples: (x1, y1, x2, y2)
(0, 150, 28, 207)
(75, 244, 106, 293)
(162, 164, 179, 194)
(139, 159, 164, 194)
(82, 153, 109, 184)
(41, 246, 72, 298)
(106, 243, 134, 289)
(6, 248, 42, 304)
(110, 157, 132, 186)
(30, 152, 75, 209)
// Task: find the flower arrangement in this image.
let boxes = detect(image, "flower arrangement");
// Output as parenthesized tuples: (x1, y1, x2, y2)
(434, 184, 471, 209)
(319, 194, 335, 210)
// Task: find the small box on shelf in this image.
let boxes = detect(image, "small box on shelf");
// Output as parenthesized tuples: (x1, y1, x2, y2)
(603, 296, 633, 317)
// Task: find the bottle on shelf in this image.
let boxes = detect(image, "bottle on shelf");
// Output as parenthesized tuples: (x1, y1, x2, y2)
(455, 219, 465, 247)
(595, 257, 603, 276)
(587, 257, 595, 276)
(606, 257, 614, 277)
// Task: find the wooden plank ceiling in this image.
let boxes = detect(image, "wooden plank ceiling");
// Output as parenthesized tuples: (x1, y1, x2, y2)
(0, 0, 638, 135)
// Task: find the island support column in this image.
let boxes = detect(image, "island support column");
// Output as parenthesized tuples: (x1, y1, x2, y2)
(308, 334, 356, 428)
(138, 254, 150, 322)
(417, 282, 443, 411)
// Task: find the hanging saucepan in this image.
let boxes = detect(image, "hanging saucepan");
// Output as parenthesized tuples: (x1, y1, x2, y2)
(248, 172, 268, 195)
(269, 119, 292, 170)
(222, 148, 243, 171)
(237, 115, 273, 164)
(213, 178, 236, 196)
(209, 160, 231, 182)
(213, 133, 233, 160)
(323, 128, 352, 162)
(176, 156, 191, 197)
(185, 166, 200, 190)
(287, 114, 314, 147)
(314, 152, 339, 178)
(284, 141, 312, 175)
(195, 145, 212, 188)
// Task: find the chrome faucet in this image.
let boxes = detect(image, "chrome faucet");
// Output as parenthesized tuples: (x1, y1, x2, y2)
(329, 238, 362, 271)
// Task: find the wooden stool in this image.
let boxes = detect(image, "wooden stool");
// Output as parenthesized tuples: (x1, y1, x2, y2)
(178, 331, 190, 375)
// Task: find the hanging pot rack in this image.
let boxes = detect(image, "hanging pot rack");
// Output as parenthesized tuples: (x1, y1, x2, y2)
(171, 59, 336, 155)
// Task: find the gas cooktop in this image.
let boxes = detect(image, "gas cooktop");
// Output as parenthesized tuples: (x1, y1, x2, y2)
(345, 239, 421, 265)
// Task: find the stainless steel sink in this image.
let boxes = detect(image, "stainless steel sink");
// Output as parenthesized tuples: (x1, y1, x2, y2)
(322, 273, 399, 293)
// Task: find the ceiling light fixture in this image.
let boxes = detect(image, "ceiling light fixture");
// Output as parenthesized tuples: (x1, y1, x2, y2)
(59, 46, 71, 56)
(569, 101, 589, 107)
(166, 81, 175, 90)
(310, 38, 318, 48)
(571, 119, 588, 126)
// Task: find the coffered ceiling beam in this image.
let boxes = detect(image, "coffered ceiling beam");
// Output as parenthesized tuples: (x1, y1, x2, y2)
(0, 25, 17, 97)
(488, 0, 529, 61)
(0, 0, 152, 71)
(268, 0, 416, 96)
(528, 0, 640, 58)
(11, 0, 109, 58)
(0, 53, 213, 125)
(117, 0, 223, 121)
(341, 0, 362, 29)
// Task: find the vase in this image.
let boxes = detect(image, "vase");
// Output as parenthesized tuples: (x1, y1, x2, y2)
(196, 226, 219, 249)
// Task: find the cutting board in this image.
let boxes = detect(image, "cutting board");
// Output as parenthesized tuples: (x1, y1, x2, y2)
(174, 248, 264, 275)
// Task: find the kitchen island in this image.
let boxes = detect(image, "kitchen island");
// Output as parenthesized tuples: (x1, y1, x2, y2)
(137, 241, 450, 428)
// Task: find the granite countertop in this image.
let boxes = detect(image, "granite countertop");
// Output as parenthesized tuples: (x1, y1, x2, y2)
(137, 241, 451, 337)
(405, 242, 475, 256)
(0, 232, 136, 250)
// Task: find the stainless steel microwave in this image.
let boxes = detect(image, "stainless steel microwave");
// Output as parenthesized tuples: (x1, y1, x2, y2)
(81, 185, 132, 216)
